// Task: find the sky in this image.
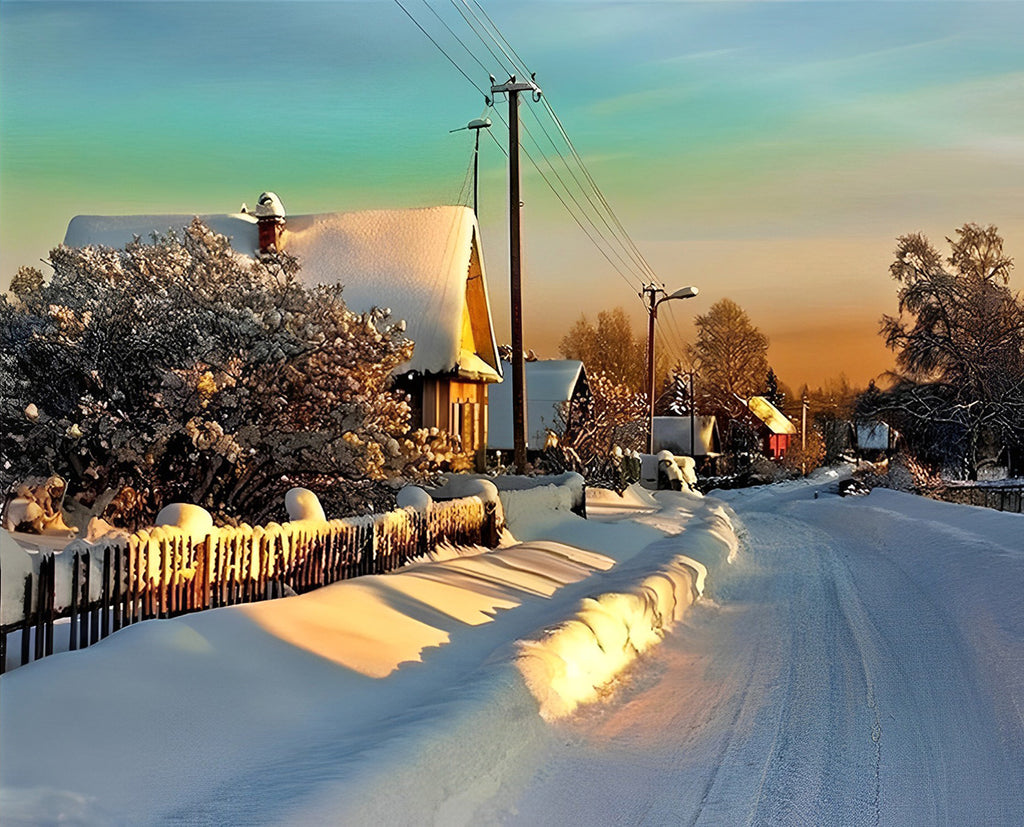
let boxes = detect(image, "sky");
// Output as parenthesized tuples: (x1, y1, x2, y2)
(2, 1, 1023, 389)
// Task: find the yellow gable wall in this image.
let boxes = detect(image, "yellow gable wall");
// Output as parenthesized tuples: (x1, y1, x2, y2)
(460, 232, 497, 373)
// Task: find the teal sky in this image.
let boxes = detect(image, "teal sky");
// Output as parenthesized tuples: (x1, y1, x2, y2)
(3, 1, 1023, 387)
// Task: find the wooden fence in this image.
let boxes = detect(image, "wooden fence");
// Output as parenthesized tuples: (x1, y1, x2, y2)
(1, 497, 499, 673)
(929, 484, 1024, 514)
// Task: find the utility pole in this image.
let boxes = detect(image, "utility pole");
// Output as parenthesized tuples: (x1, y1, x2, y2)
(644, 283, 660, 454)
(492, 74, 540, 473)
(802, 392, 809, 476)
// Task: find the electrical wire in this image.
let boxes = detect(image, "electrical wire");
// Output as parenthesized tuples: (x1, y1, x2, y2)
(447, 0, 516, 80)
(394, 0, 660, 298)
(392, 0, 488, 98)
(419, 0, 492, 78)
(439, 0, 657, 288)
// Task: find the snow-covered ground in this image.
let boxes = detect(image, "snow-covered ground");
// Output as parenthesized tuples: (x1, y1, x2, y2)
(1, 474, 1022, 824)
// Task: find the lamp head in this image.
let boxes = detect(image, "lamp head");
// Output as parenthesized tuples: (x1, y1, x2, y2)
(667, 286, 699, 300)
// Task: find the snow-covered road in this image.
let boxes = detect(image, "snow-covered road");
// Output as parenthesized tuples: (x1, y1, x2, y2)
(507, 486, 1024, 825)
(2, 479, 1022, 825)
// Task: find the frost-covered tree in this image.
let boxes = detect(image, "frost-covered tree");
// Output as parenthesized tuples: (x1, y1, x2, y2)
(687, 298, 769, 418)
(551, 371, 647, 464)
(862, 223, 1024, 478)
(559, 307, 650, 393)
(1, 219, 466, 527)
(655, 367, 694, 416)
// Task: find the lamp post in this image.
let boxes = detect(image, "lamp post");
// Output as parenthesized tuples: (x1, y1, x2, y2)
(643, 283, 699, 453)
(449, 116, 493, 216)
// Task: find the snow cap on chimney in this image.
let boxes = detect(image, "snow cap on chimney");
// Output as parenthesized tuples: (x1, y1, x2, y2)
(254, 191, 286, 220)
(254, 191, 286, 254)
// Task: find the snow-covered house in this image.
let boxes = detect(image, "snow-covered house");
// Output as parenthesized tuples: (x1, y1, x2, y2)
(745, 396, 797, 459)
(63, 195, 503, 467)
(487, 359, 590, 453)
(652, 415, 721, 458)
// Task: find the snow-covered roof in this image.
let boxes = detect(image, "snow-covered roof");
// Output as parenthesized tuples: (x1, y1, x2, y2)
(652, 415, 720, 456)
(63, 206, 501, 381)
(747, 396, 797, 435)
(65, 213, 260, 252)
(488, 360, 587, 451)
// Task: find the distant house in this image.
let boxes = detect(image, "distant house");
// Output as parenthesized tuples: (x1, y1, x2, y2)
(652, 415, 721, 458)
(855, 420, 895, 459)
(64, 194, 503, 467)
(487, 359, 590, 453)
(745, 395, 797, 459)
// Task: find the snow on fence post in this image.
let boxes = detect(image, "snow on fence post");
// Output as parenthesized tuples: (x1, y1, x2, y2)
(1, 492, 501, 672)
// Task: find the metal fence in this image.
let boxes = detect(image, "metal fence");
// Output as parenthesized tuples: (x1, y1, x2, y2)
(929, 484, 1024, 514)
(1, 497, 499, 673)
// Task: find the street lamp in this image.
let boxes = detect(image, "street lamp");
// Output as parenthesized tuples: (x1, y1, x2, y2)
(643, 283, 699, 453)
(450, 116, 493, 217)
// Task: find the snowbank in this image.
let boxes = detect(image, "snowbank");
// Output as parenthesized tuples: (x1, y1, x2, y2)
(413, 472, 587, 537)
(242, 539, 615, 679)
(0, 488, 741, 822)
(516, 551, 708, 720)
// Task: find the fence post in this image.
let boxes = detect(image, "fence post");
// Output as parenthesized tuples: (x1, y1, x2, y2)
(484, 501, 499, 548)
(44, 555, 55, 657)
(112, 544, 123, 632)
(83, 552, 95, 650)
(34, 562, 46, 660)
(101, 547, 111, 638)
(21, 573, 32, 665)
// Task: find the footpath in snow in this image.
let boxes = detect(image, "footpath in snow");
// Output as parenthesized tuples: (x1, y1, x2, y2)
(0, 485, 737, 824)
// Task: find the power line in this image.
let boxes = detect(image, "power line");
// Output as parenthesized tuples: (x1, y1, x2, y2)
(520, 104, 651, 286)
(447, 0, 516, 79)
(432, 0, 657, 287)
(394, 0, 659, 298)
(392, 0, 488, 98)
(516, 114, 647, 291)
(419, 0, 492, 79)
(466, 0, 532, 78)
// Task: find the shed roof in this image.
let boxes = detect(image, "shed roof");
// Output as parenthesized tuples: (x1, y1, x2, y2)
(488, 360, 587, 451)
(747, 396, 797, 435)
(652, 415, 720, 456)
(64, 205, 501, 381)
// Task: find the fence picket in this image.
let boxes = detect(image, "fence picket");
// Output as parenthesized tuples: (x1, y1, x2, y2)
(33, 565, 45, 661)
(3, 492, 505, 670)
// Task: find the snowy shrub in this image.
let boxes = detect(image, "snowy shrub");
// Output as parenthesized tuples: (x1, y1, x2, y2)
(1, 219, 467, 528)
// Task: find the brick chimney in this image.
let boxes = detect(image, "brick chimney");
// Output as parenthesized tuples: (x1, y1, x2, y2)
(253, 191, 286, 254)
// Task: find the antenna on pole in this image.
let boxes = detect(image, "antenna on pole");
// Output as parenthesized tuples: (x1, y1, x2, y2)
(492, 74, 541, 473)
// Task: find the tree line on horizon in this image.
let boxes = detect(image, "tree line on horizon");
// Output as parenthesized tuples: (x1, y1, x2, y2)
(1, 220, 1021, 531)
(556, 222, 1023, 481)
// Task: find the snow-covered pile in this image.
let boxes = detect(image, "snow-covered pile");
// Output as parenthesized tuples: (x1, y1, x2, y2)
(516, 549, 708, 719)
(405, 472, 587, 537)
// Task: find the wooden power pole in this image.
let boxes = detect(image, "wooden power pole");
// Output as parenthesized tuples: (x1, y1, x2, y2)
(492, 74, 540, 473)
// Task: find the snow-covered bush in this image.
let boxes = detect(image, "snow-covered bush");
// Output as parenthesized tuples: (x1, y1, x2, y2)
(1, 219, 467, 527)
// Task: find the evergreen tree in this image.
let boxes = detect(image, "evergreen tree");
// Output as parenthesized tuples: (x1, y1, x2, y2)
(764, 367, 785, 410)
